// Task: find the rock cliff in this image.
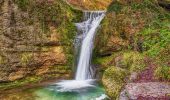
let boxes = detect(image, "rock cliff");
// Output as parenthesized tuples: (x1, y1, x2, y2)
(0, 0, 82, 89)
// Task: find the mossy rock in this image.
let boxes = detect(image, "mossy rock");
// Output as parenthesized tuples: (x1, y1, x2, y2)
(121, 52, 146, 72)
(98, 51, 146, 99)
(20, 53, 33, 66)
(102, 66, 128, 99)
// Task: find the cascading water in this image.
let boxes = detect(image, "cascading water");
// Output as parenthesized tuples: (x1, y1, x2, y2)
(55, 11, 105, 92)
(75, 11, 105, 80)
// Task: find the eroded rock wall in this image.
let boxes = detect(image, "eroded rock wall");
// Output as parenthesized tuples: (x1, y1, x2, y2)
(0, 0, 82, 87)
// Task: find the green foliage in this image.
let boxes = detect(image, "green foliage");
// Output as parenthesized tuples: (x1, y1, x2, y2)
(57, 21, 77, 45)
(154, 66, 170, 81)
(134, 0, 170, 57)
(15, 0, 30, 11)
(141, 20, 170, 57)
(131, 0, 158, 10)
(107, 2, 122, 13)
(99, 1, 170, 99)
(93, 53, 116, 67)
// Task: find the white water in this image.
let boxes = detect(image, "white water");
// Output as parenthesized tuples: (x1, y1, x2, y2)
(55, 11, 105, 92)
(75, 11, 105, 80)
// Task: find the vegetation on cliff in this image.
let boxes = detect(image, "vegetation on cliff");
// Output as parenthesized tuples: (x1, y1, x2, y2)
(93, 0, 170, 99)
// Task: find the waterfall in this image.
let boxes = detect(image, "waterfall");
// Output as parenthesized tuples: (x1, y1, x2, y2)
(55, 11, 105, 92)
(75, 11, 105, 80)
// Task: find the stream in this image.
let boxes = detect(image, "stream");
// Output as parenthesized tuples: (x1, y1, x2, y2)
(0, 84, 107, 100)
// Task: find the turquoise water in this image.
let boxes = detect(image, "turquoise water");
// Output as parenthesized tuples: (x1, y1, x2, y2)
(34, 84, 106, 100)
(0, 84, 107, 100)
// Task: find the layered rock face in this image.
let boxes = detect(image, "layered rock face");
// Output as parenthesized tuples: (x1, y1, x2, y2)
(0, 0, 81, 86)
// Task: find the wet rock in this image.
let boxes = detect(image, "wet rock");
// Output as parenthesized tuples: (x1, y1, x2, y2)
(119, 89, 129, 100)
(102, 66, 128, 99)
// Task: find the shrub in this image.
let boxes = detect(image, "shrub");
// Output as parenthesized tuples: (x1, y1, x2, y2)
(154, 66, 170, 81)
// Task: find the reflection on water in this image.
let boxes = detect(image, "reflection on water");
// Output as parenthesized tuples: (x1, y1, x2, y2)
(0, 84, 108, 100)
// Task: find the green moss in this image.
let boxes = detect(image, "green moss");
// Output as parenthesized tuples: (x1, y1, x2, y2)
(58, 21, 77, 45)
(100, 51, 146, 99)
(122, 52, 146, 72)
(0, 76, 42, 90)
(16, 0, 82, 43)
(154, 66, 170, 81)
(15, 0, 30, 11)
(93, 54, 115, 67)
(131, 0, 158, 10)
(40, 47, 51, 52)
(107, 1, 122, 13)
(50, 65, 71, 71)
(102, 66, 128, 99)
(20, 53, 33, 66)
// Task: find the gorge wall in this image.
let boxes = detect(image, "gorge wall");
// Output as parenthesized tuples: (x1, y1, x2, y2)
(0, 0, 82, 89)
